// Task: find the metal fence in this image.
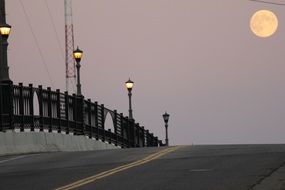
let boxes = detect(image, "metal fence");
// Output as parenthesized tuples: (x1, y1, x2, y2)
(0, 82, 162, 148)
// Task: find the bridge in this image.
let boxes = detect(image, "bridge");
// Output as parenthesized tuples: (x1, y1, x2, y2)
(0, 0, 162, 154)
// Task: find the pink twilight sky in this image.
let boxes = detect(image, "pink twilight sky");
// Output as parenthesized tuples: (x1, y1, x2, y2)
(5, 0, 285, 145)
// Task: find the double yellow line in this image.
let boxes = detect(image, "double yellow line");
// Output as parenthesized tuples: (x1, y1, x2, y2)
(55, 146, 180, 190)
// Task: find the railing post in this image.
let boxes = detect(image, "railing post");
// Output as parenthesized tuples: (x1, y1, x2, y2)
(94, 101, 99, 140)
(113, 110, 118, 146)
(126, 118, 130, 147)
(133, 122, 138, 147)
(87, 99, 92, 138)
(19, 83, 24, 132)
(127, 118, 134, 148)
(79, 96, 85, 135)
(73, 94, 84, 135)
(56, 89, 61, 133)
(120, 113, 125, 148)
(136, 124, 140, 147)
(108, 129, 112, 144)
(132, 122, 136, 147)
(146, 130, 150, 147)
(131, 120, 136, 147)
(81, 96, 85, 135)
(141, 126, 145, 147)
(29, 84, 34, 131)
(155, 136, 158, 146)
(72, 94, 76, 134)
(38, 85, 43, 132)
(0, 80, 13, 131)
(0, 83, 2, 132)
(101, 104, 105, 142)
(159, 140, 163, 147)
(139, 125, 142, 147)
(149, 133, 153, 147)
(150, 133, 154, 147)
(47, 87, 52, 132)
(154, 136, 158, 147)
(64, 91, 69, 134)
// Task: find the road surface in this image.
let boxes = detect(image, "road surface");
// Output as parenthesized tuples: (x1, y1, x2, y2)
(0, 144, 285, 190)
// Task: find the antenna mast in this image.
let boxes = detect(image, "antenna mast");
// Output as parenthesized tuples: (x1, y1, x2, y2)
(64, 0, 76, 93)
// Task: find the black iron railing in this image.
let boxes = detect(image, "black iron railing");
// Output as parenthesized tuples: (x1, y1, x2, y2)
(0, 82, 162, 148)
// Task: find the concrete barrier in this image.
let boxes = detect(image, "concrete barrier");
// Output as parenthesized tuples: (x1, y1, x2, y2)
(0, 132, 119, 156)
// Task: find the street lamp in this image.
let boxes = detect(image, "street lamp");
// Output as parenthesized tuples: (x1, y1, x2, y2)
(0, 23, 11, 38)
(163, 112, 170, 146)
(125, 78, 134, 120)
(73, 46, 83, 96)
(0, 22, 11, 82)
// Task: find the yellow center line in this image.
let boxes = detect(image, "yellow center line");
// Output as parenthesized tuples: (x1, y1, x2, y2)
(55, 146, 181, 190)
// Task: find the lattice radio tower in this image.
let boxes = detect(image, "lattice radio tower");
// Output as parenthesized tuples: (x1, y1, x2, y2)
(64, 0, 76, 93)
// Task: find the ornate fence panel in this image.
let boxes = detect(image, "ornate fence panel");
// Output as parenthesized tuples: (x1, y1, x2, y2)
(0, 83, 161, 148)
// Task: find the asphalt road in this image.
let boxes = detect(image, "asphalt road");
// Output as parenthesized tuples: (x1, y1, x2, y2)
(0, 145, 285, 190)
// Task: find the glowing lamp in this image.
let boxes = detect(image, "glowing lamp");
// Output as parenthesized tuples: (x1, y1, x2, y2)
(0, 23, 11, 39)
(73, 47, 83, 63)
(125, 78, 134, 91)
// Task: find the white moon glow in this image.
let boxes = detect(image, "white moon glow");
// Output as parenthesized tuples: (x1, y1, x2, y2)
(250, 10, 278, 38)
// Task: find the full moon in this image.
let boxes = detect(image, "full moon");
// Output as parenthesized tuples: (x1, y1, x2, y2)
(250, 10, 278, 38)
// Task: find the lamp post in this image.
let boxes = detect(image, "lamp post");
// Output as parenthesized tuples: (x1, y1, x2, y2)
(163, 112, 170, 146)
(0, 22, 11, 82)
(125, 78, 134, 120)
(73, 46, 83, 96)
(0, 0, 12, 132)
